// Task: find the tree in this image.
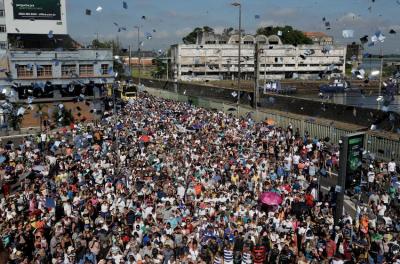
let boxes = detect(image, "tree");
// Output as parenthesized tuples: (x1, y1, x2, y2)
(151, 58, 167, 79)
(182, 26, 214, 44)
(91, 39, 124, 78)
(256, 25, 313, 45)
(91, 39, 122, 55)
(222, 27, 234, 36)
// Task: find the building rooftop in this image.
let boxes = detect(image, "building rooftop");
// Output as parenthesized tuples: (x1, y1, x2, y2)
(304, 32, 330, 38)
(8, 34, 82, 50)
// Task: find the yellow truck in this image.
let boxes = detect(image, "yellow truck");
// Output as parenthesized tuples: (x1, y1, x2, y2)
(121, 82, 137, 101)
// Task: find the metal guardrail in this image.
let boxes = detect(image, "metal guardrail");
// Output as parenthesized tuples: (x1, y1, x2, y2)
(143, 86, 400, 163)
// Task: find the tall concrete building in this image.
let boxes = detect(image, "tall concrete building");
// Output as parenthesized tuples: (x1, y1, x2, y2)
(171, 32, 346, 81)
(0, 0, 114, 96)
(0, 0, 114, 131)
(0, 0, 68, 50)
(304, 32, 334, 46)
(0, 1, 6, 50)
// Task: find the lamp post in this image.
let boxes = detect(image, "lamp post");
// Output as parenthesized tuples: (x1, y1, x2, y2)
(134, 26, 141, 85)
(128, 45, 131, 77)
(254, 46, 263, 110)
(378, 46, 384, 97)
(232, 2, 242, 109)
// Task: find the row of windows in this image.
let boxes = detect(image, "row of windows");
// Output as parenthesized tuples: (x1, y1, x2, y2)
(181, 63, 342, 68)
(16, 64, 109, 78)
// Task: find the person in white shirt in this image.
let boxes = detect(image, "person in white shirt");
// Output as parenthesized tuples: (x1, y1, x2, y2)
(377, 202, 386, 216)
(388, 159, 396, 174)
(381, 193, 389, 205)
(177, 183, 185, 200)
(367, 167, 375, 184)
(293, 153, 300, 170)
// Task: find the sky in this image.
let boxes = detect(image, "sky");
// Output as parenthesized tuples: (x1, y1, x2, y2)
(66, 0, 400, 54)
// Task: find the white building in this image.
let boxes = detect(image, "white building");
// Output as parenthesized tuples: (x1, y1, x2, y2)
(171, 33, 346, 81)
(0, 0, 115, 100)
(0, 0, 67, 50)
(0, 0, 7, 49)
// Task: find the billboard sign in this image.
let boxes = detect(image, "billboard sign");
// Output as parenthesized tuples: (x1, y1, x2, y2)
(346, 134, 364, 182)
(335, 132, 365, 224)
(13, 0, 61, 20)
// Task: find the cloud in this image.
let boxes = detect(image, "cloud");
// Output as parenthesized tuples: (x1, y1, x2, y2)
(257, 20, 282, 28)
(153, 31, 170, 39)
(213, 26, 226, 34)
(273, 8, 297, 17)
(388, 25, 400, 31)
(165, 10, 198, 20)
(337, 12, 363, 23)
(175, 27, 192, 37)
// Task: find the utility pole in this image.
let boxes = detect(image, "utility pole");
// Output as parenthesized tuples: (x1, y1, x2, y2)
(335, 138, 346, 225)
(166, 58, 169, 80)
(134, 26, 141, 85)
(238, 3, 241, 106)
(378, 46, 384, 97)
(254, 43, 260, 110)
(204, 48, 207, 80)
(232, 2, 242, 109)
(113, 82, 117, 114)
(128, 45, 131, 77)
(264, 55, 267, 86)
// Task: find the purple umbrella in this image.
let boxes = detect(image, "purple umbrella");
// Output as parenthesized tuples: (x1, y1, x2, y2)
(259, 192, 283, 206)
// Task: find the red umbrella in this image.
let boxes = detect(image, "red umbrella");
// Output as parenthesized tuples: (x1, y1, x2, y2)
(259, 192, 283, 206)
(139, 135, 150, 143)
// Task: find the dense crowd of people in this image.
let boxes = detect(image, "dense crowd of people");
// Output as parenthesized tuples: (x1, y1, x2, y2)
(0, 94, 399, 264)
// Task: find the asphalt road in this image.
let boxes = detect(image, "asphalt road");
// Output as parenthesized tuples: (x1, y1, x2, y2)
(319, 172, 357, 218)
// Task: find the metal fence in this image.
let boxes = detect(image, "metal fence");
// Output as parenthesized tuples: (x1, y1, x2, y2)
(136, 78, 399, 131)
(143, 86, 400, 163)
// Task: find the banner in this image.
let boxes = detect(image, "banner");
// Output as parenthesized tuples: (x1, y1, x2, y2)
(13, 0, 61, 20)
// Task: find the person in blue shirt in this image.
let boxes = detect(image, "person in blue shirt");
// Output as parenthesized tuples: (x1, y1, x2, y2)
(269, 170, 278, 181)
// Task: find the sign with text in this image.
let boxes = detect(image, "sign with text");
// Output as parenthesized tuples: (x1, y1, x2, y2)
(335, 132, 365, 225)
(13, 0, 61, 20)
(346, 133, 364, 186)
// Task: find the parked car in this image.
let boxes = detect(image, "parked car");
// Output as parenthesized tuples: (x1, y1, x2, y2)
(319, 79, 360, 93)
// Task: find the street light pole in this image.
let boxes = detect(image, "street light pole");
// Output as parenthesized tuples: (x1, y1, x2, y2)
(134, 26, 141, 85)
(166, 58, 169, 80)
(232, 2, 242, 110)
(254, 45, 261, 110)
(128, 44, 131, 77)
(378, 46, 384, 97)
